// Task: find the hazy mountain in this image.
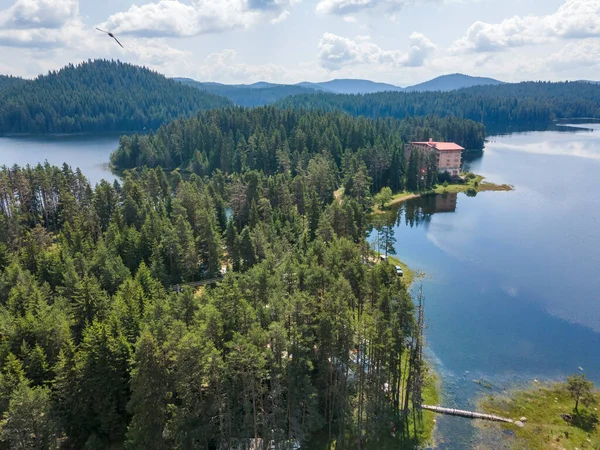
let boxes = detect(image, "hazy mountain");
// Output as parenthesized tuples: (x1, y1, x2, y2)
(243, 82, 280, 89)
(299, 79, 404, 94)
(174, 78, 317, 107)
(296, 81, 335, 92)
(176, 74, 509, 103)
(404, 74, 504, 92)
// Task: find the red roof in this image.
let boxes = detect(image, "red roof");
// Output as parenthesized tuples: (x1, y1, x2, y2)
(411, 141, 464, 151)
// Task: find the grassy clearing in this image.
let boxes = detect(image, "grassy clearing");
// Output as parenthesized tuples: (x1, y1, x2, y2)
(419, 370, 442, 446)
(371, 192, 420, 214)
(434, 174, 512, 195)
(386, 254, 415, 287)
(479, 382, 600, 450)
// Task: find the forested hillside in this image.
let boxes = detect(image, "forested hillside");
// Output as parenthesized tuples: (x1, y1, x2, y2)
(276, 81, 600, 125)
(0, 161, 428, 449)
(176, 78, 316, 107)
(111, 106, 486, 195)
(0, 60, 231, 134)
(0, 75, 25, 92)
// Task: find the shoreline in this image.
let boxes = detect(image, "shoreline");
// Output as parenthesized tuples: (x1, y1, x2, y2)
(372, 174, 513, 215)
(371, 250, 437, 446)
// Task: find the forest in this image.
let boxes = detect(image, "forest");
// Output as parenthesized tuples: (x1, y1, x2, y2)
(0, 76, 25, 93)
(111, 106, 485, 195)
(275, 81, 600, 125)
(0, 160, 428, 449)
(2, 60, 598, 137)
(0, 60, 230, 134)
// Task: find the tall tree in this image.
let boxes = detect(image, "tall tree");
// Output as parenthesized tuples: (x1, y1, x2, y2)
(125, 332, 170, 450)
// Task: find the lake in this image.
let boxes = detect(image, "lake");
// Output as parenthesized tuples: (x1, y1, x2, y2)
(0, 134, 120, 186)
(377, 123, 600, 448)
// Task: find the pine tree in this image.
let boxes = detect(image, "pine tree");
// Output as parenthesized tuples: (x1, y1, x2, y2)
(1, 383, 60, 450)
(125, 331, 170, 450)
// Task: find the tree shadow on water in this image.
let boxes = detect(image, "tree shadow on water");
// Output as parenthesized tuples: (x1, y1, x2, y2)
(571, 410, 599, 433)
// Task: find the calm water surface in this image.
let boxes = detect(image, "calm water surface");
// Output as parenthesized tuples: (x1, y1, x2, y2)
(0, 134, 119, 186)
(382, 124, 600, 448)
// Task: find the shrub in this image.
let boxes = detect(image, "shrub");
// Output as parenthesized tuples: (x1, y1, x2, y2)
(437, 171, 452, 184)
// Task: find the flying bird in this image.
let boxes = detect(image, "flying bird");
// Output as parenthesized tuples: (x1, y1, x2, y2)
(95, 27, 124, 48)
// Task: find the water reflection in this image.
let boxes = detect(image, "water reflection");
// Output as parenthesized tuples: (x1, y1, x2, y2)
(374, 193, 459, 232)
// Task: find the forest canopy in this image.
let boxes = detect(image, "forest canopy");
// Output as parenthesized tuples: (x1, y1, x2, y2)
(111, 106, 486, 196)
(0, 75, 25, 93)
(0, 60, 231, 134)
(0, 161, 428, 449)
(275, 81, 600, 125)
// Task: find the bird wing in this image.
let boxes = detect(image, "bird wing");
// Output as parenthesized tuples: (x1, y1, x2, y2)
(95, 27, 109, 34)
(112, 35, 124, 48)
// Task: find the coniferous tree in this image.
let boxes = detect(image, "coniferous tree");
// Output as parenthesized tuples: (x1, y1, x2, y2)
(125, 332, 170, 450)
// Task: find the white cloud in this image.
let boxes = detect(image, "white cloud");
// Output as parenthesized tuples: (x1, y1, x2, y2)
(318, 32, 435, 70)
(99, 0, 299, 38)
(0, 0, 83, 48)
(0, 0, 197, 81)
(0, 0, 78, 29)
(316, 0, 430, 16)
(545, 39, 600, 72)
(452, 0, 600, 53)
(190, 48, 288, 82)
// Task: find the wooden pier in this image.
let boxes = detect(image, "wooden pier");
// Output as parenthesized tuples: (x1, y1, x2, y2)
(421, 405, 523, 427)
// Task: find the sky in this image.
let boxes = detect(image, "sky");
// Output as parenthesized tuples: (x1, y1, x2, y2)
(0, 0, 598, 85)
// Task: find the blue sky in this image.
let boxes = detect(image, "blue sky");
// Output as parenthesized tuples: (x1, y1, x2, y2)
(0, 0, 598, 85)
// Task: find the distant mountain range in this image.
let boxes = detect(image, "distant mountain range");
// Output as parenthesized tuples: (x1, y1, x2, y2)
(174, 74, 506, 107)
(174, 78, 316, 108)
(403, 74, 505, 92)
(297, 79, 405, 94)
(177, 73, 504, 93)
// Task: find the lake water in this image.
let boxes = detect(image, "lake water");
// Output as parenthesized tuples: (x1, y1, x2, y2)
(0, 134, 120, 186)
(379, 124, 600, 448)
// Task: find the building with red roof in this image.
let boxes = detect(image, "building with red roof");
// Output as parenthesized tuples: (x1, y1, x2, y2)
(405, 138, 465, 178)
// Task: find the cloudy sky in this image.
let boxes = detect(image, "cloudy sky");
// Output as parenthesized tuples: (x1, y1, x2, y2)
(0, 0, 598, 85)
